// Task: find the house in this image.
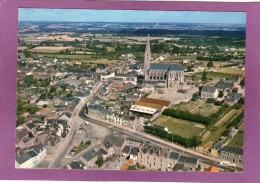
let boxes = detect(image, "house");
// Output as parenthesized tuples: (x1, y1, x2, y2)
(201, 86, 219, 99)
(37, 131, 61, 155)
(58, 112, 72, 125)
(219, 146, 243, 164)
(137, 145, 169, 171)
(15, 143, 46, 168)
(168, 152, 180, 170)
(103, 140, 115, 157)
(74, 91, 90, 102)
(36, 108, 52, 117)
(224, 92, 242, 105)
(129, 147, 139, 164)
(175, 155, 199, 171)
(68, 161, 86, 169)
(97, 148, 109, 160)
(100, 71, 115, 81)
(210, 142, 223, 157)
(16, 128, 29, 143)
(36, 101, 50, 108)
(122, 145, 131, 158)
(215, 80, 233, 91)
(196, 141, 214, 155)
(104, 136, 126, 155)
(82, 150, 98, 168)
(87, 104, 108, 120)
(115, 74, 137, 85)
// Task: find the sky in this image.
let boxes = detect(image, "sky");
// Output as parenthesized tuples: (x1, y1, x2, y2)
(19, 8, 246, 24)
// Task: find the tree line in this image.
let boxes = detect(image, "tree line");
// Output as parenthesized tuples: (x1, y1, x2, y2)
(144, 126, 201, 147)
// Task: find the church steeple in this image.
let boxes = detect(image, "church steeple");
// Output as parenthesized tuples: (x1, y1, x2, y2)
(144, 34, 151, 80)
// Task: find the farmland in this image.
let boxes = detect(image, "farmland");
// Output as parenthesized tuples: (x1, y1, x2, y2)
(172, 99, 220, 117)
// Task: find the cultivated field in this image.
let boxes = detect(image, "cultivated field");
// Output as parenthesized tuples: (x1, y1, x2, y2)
(28, 46, 73, 53)
(193, 71, 232, 79)
(23, 34, 84, 43)
(125, 36, 163, 42)
(173, 99, 220, 117)
(154, 115, 205, 138)
(217, 68, 245, 76)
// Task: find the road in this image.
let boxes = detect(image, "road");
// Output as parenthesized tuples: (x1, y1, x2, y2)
(78, 112, 243, 172)
(49, 82, 103, 168)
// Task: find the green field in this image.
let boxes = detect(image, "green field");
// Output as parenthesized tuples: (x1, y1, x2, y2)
(193, 71, 232, 79)
(154, 115, 205, 138)
(228, 131, 244, 148)
(169, 55, 197, 60)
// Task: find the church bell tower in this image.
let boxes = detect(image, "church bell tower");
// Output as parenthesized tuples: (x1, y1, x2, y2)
(144, 34, 151, 80)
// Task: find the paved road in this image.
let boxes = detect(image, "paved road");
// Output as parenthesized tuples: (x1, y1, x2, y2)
(79, 112, 243, 172)
(49, 82, 103, 169)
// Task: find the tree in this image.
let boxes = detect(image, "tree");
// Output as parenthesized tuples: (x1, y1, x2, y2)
(50, 86, 56, 93)
(28, 132, 34, 138)
(95, 156, 103, 168)
(202, 71, 207, 82)
(218, 90, 224, 98)
(207, 61, 214, 68)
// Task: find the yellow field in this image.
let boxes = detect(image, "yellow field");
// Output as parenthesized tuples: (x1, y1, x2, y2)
(23, 35, 84, 43)
(217, 68, 245, 76)
(28, 46, 73, 53)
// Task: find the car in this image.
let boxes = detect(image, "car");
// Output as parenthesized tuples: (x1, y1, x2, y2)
(65, 156, 71, 159)
(146, 141, 150, 144)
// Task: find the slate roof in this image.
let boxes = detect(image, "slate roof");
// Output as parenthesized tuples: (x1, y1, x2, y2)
(59, 112, 72, 119)
(16, 128, 28, 138)
(16, 150, 38, 164)
(104, 140, 112, 150)
(173, 163, 185, 171)
(178, 155, 198, 165)
(69, 161, 84, 169)
(130, 147, 139, 156)
(97, 148, 108, 156)
(202, 86, 217, 93)
(220, 146, 243, 155)
(215, 80, 233, 90)
(149, 63, 183, 71)
(122, 146, 131, 154)
(169, 152, 180, 160)
(33, 143, 45, 154)
(214, 142, 223, 150)
(26, 123, 35, 129)
(82, 150, 97, 161)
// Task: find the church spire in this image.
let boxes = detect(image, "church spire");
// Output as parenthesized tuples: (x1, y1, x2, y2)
(144, 34, 151, 80)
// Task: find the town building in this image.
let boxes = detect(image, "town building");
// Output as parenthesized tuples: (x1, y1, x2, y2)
(144, 35, 185, 89)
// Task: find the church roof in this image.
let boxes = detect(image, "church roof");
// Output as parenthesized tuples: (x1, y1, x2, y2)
(149, 63, 183, 71)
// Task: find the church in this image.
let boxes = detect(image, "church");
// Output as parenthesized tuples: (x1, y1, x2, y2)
(144, 35, 185, 89)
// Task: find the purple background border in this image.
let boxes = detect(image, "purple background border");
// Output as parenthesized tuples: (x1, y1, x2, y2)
(0, 1, 260, 182)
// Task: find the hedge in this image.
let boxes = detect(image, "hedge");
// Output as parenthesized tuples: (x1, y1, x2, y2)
(144, 126, 201, 147)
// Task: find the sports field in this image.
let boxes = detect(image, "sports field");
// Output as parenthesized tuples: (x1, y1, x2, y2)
(154, 115, 205, 139)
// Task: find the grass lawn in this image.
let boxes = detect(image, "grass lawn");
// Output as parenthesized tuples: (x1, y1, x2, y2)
(169, 55, 197, 60)
(75, 140, 91, 155)
(173, 99, 220, 117)
(193, 71, 232, 79)
(238, 122, 244, 132)
(154, 115, 205, 138)
(228, 131, 244, 148)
